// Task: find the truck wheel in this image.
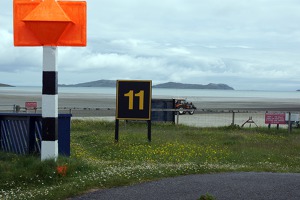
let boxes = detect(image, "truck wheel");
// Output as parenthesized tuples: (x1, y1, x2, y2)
(178, 107, 184, 115)
(189, 110, 194, 115)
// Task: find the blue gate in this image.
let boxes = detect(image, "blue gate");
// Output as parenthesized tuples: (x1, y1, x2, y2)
(0, 113, 71, 156)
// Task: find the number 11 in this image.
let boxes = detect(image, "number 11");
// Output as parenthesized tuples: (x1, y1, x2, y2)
(124, 90, 144, 110)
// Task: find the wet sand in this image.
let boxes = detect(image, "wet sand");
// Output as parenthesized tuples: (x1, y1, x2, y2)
(1, 92, 300, 111)
(0, 92, 299, 127)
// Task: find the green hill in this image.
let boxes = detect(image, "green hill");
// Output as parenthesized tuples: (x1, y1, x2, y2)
(59, 80, 234, 90)
(0, 83, 13, 87)
(153, 82, 234, 90)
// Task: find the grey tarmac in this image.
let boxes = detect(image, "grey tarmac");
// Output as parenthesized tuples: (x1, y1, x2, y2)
(70, 172, 300, 200)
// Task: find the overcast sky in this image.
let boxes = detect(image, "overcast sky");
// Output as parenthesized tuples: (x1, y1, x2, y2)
(1, 0, 300, 91)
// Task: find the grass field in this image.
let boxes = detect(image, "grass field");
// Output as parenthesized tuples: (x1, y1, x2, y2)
(1, 120, 300, 199)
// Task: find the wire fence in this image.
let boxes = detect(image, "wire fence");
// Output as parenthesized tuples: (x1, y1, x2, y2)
(178, 112, 273, 127)
(0, 105, 17, 113)
(1, 105, 299, 131)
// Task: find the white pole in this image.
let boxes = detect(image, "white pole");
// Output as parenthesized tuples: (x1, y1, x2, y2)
(41, 46, 59, 161)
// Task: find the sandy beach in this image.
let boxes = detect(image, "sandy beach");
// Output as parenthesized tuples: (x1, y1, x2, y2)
(1, 89, 299, 128)
(1, 91, 300, 111)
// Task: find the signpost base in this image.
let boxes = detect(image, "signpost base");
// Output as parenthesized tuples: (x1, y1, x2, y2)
(115, 119, 119, 142)
(147, 120, 151, 142)
(114, 120, 152, 142)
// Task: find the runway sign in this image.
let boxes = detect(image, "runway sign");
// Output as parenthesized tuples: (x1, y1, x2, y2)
(116, 80, 152, 120)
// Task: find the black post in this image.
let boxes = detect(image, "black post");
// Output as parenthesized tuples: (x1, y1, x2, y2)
(147, 120, 151, 142)
(28, 116, 37, 154)
(115, 119, 119, 142)
(0, 116, 2, 150)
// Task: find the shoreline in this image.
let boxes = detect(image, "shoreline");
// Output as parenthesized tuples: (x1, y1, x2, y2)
(1, 89, 300, 127)
(1, 93, 300, 110)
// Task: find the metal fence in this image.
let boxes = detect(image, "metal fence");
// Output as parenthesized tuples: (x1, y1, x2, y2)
(178, 111, 272, 127)
(1, 105, 299, 130)
(0, 105, 18, 113)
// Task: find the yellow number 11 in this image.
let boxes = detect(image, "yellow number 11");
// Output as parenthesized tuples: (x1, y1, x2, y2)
(124, 90, 144, 110)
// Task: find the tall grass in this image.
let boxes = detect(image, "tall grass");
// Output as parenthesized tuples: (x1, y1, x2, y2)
(1, 120, 300, 199)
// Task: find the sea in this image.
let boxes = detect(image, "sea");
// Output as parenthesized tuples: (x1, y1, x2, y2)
(1, 86, 300, 110)
(1, 86, 300, 99)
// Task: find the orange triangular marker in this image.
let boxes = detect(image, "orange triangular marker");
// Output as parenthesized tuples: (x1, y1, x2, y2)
(22, 0, 72, 45)
(23, 0, 72, 22)
(25, 21, 71, 45)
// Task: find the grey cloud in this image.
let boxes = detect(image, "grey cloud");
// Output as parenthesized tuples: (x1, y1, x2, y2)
(1, 0, 300, 90)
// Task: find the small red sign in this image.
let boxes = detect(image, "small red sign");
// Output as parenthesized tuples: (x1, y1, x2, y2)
(265, 113, 286, 124)
(25, 102, 38, 110)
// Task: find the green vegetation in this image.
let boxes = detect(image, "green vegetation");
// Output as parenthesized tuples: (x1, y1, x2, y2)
(199, 193, 216, 200)
(1, 120, 300, 199)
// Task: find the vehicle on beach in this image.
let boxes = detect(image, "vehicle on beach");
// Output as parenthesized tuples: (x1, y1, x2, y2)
(175, 98, 197, 115)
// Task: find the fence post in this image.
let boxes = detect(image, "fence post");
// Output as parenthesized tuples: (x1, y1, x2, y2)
(176, 111, 179, 125)
(288, 112, 292, 133)
(231, 111, 235, 126)
(16, 105, 21, 113)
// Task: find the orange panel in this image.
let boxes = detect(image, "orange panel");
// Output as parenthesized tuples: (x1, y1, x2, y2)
(14, 0, 86, 46)
(57, 1, 87, 46)
(14, 0, 41, 46)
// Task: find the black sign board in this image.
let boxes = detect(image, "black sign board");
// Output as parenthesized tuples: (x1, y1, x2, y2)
(116, 80, 152, 120)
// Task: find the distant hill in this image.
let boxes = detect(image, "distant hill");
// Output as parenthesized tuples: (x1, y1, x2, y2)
(153, 82, 234, 90)
(60, 80, 234, 90)
(0, 83, 13, 87)
(59, 80, 115, 87)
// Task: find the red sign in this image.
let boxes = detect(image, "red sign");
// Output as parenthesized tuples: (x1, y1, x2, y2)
(25, 102, 38, 110)
(265, 113, 286, 124)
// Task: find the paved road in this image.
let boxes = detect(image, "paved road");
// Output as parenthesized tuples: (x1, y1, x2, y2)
(71, 172, 300, 200)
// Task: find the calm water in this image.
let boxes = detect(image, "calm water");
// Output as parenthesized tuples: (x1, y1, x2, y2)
(1, 86, 300, 100)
